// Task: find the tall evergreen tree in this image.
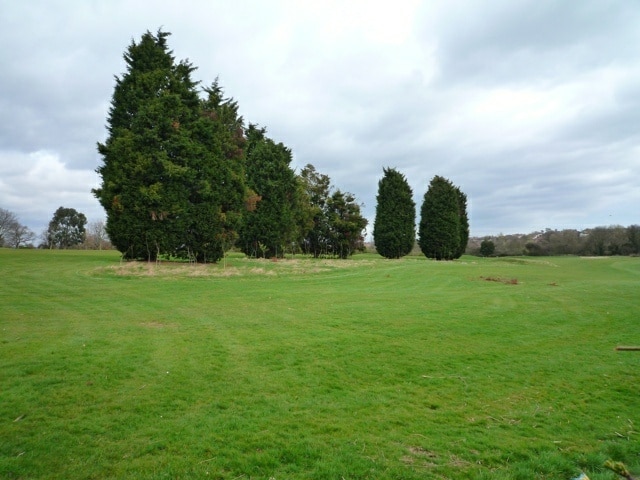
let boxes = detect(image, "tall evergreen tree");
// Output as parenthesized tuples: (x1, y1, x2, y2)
(94, 30, 200, 260)
(93, 30, 246, 262)
(238, 125, 299, 258)
(418, 176, 466, 260)
(455, 187, 470, 259)
(180, 81, 247, 262)
(373, 167, 415, 259)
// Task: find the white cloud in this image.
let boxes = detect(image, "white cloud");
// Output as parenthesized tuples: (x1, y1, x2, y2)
(0, 150, 103, 233)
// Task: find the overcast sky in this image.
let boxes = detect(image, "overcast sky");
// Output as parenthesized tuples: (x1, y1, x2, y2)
(1, 0, 639, 240)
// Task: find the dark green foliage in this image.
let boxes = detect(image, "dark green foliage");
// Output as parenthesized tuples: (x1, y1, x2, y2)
(627, 224, 640, 254)
(580, 225, 632, 256)
(298, 165, 367, 258)
(298, 164, 332, 257)
(94, 30, 199, 260)
(455, 188, 470, 258)
(178, 82, 247, 262)
(373, 167, 415, 258)
(418, 176, 468, 260)
(525, 241, 548, 256)
(93, 30, 246, 262)
(238, 125, 299, 258)
(46, 207, 87, 249)
(326, 190, 368, 259)
(479, 239, 495, 257)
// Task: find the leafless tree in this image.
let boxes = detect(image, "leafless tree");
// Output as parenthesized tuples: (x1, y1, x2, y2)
(83, 220, 110, 250)
(7, 223, 35, 248)
(0, 207, 19, 246)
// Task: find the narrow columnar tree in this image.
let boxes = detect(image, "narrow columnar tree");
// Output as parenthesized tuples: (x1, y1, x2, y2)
(419, 176, 468, 260)
(373, 167, 415, 259)
(455, 187, 470, 259)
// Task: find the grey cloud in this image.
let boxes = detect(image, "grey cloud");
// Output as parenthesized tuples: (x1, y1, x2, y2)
(1, 0, 638, 238)
(429, 1, 640, 86)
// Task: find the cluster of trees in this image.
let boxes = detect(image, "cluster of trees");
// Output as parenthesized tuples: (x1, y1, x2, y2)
(469, 225, 640, 257)
(373, 170, 469, 260)
(0, 206, 111, 250)
(94, 30, 367, 262)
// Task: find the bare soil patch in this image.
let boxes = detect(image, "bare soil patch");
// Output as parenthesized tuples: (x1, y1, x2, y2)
(479, 275, 519, 285)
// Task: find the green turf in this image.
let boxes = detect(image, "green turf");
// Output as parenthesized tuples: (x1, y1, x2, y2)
(1, 249, 638, 479)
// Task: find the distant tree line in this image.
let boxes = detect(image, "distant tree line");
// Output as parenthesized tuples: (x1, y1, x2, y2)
(468, 225, 640, 257)
(94, 30, 367, 262)
(0, 206, 112, 250)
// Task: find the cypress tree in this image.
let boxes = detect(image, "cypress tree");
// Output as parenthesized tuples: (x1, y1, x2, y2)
(238, 125, 299, 258)
(373, 167, 416, 258)
(180, 81, 247, 262)
(94, 30, 200, 260)
(94, 30, 246, 262)
(455, 187, 470, 258)
(418, 176, 464, 260)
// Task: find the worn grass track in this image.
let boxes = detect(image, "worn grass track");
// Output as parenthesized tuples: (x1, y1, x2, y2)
(1, 249, 638, 479)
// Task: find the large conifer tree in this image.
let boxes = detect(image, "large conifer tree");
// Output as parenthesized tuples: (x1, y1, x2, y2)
(237, 125, 299, 258)
(418, 176, 468, 260)
(180, 81, 247, 262)
(93, 30, 246, 262)
(455, 187, 470, 259)
(373, 167, 415, 258)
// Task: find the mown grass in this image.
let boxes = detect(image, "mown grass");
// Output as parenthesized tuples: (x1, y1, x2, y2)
(0, 249, 638, 479)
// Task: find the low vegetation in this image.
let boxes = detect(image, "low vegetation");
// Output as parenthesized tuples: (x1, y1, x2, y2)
(1, 250, 638, 479)
(468, 225, 640, 257)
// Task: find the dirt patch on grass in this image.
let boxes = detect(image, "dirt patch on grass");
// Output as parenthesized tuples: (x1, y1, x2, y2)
(408, 446, 437, 458)
(140, 321, 178, 329)
(104, 262, 242, 278)
(479, 275, 519, 285)
(401, 446, 438, 468)
(99, 257, 376, 278)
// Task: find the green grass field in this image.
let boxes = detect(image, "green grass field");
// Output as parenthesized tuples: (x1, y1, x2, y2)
(1, 249, 638, 479)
